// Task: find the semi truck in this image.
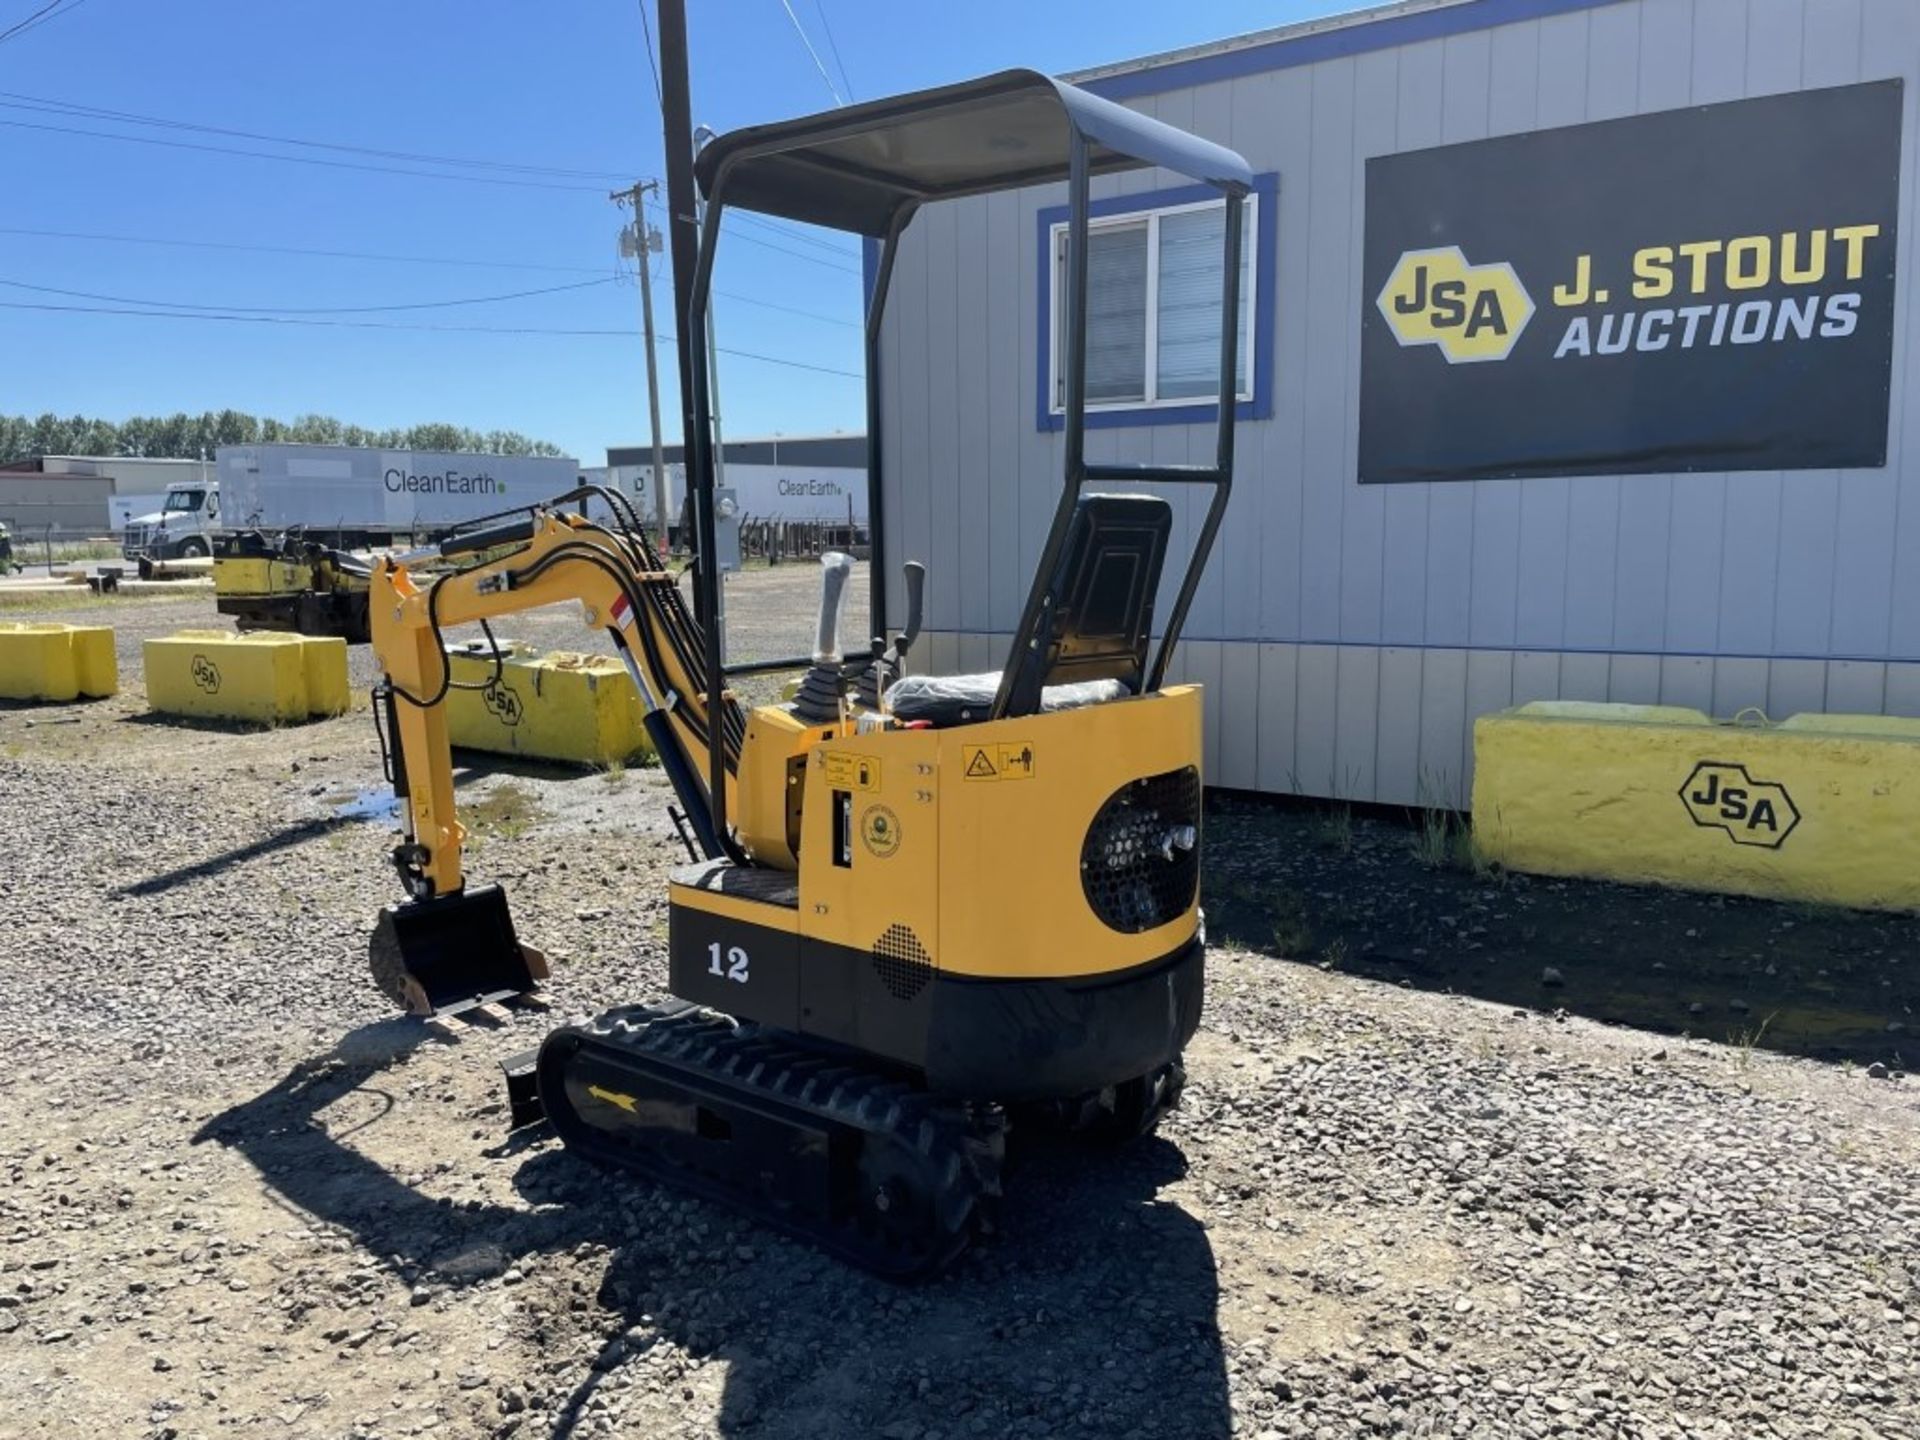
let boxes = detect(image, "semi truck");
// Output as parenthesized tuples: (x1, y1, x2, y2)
(120, 480, 223, 561)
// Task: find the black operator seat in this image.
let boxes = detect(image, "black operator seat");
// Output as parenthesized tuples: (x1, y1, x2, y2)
(885, 494, 1172, 727)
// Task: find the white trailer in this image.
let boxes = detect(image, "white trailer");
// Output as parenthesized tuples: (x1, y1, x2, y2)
(718, 463, 866, 525)
(215, 444, 582, 534)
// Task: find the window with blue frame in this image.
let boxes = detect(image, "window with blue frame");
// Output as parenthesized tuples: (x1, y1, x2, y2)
(1037, 173, 1276, 430)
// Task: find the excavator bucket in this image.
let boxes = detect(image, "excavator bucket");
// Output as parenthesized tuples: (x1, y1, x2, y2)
(368, 883, 548, 1018)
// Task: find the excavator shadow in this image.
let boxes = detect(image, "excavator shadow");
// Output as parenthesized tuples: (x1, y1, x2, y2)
(195, 1029, 1228, 1440)
(108, 763, 536, 901)
(116, 815, 346, 898)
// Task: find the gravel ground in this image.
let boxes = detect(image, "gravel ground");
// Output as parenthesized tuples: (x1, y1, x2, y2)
(0, 569, 1916, 1440)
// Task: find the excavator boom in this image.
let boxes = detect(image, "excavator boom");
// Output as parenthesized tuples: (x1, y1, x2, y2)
(367, 496, 734, 1016)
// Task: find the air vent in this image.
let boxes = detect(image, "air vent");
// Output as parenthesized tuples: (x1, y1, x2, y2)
(1081, 766, 1201, 933)
(872, 923, 933, 1000)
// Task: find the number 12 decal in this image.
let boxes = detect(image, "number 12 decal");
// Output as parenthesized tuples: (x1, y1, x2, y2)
(707, 941, 750, 983)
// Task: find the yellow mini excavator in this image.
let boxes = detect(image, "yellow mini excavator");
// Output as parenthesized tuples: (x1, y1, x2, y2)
(363, 57, 1251, 1277)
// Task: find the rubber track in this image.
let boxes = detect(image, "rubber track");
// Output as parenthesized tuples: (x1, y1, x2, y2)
(540, 1006, 1004, 1280)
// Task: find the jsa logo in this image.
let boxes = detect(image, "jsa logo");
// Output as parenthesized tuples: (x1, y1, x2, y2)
(1679, 761, 1799, 850)
(482, 680, 524, 728)
(1377, 246, 1535, 363)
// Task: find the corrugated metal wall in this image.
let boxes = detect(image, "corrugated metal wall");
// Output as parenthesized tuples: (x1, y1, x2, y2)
(877, 0, 1920, 806)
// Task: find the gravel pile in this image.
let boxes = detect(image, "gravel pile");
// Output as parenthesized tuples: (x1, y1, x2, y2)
(0, 571, 1915, 1440)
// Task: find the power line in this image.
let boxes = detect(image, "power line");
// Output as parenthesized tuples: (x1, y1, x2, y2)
(810, 0, 856, 102)
(0, 224, 609, 276)
(719, 221, 859, 273)
(637, 182, 859, 260)
(729, 209, 860, 256)
(0, 89, 631, 181)
(615, 254, 853, 328)
(777, 0, 845, 106)
(0, 274, 619, 315)
(0, 115, 610, 192)
(0, 225, 859, 324)
(721, 290, 855, 328)
(634, 0, 664, 109)
(0, 299, 865, 377)
(644, 197, 859, 274)
(0, 0, 83, 47)
(0, 2, 63, 45)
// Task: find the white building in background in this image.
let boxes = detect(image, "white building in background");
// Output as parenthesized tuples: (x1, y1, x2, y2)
(0, 455, 210, 533)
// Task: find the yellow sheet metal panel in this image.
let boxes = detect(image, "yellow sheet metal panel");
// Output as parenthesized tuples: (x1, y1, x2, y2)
(797, 721, 942, 972)
(794, 685, 1206, 982)
(442, 643, 653, 766)
(668, 879, 803, 935)
(735, 703, 820, 869)
(144, 632, 310, 723)
(299, 636, 351, 716)
(213, 555, 306, 598)
(1473, 704, 1920, 911)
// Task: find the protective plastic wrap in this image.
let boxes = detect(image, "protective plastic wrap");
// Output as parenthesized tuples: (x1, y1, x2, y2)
(885, 671, 1127, 727)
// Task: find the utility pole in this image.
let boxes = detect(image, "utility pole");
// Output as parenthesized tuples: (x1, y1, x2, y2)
(692, 125, 726, 496)
(614, 180, 671, 555)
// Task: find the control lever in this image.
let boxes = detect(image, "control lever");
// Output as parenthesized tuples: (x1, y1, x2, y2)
(812, 550, 853, 661)
(896, 559, 925, 661)
(791, 551, 855, 724)
(856, 559, 926, 711)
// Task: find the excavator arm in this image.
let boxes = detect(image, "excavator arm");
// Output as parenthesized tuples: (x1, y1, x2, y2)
(366, 498, 741, 1014)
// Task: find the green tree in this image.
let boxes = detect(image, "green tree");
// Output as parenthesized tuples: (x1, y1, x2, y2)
(0, 411, 566, 460)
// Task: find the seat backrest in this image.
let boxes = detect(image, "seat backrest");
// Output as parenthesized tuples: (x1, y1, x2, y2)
(999, 493, 1170, 718)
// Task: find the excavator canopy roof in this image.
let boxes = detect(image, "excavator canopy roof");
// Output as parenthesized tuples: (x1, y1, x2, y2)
(693, 68, 1253, 237)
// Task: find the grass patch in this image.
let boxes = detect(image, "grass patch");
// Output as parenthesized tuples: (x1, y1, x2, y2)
(0, 588, 185, 615)
(1731, 1011, 1778, 1070)
(1267, 888, 1314, 958)
(8, 538, 125, 565)
(463, 779, 542, 844)
(1411, 769, 1484, 872)
(1411, 803, 1461, 869)
(1316, 800, 1354, 855)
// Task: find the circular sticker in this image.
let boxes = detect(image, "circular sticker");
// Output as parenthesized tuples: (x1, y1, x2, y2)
(861, 804, 901, 859)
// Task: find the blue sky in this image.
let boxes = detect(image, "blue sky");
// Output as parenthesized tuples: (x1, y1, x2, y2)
(0, 0, 1366, 462)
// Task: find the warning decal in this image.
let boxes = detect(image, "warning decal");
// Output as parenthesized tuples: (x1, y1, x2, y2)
(587, 1085, 639, 1113)
(962, 742, 1035, 782)
(821, 752, 881, 792)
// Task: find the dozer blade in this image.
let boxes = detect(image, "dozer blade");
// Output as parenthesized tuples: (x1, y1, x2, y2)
(368, 883, 549, 1018)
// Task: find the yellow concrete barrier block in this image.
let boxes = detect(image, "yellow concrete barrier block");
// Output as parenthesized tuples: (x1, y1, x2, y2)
(0, 621, 117, 701)
(300, 636, 351, 717)
(443, 641, 652, 766)
(71, 627, 117, 698)
(1473, 701, 1920, 912)
(144, 630, 349, 724)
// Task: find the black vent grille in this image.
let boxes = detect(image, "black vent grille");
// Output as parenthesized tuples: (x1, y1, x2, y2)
(1081, 766, 1201, 933)
(872, 924, 933, 1000)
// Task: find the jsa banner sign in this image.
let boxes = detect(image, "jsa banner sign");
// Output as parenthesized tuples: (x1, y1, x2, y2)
(1359, 81, 1902, 483)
